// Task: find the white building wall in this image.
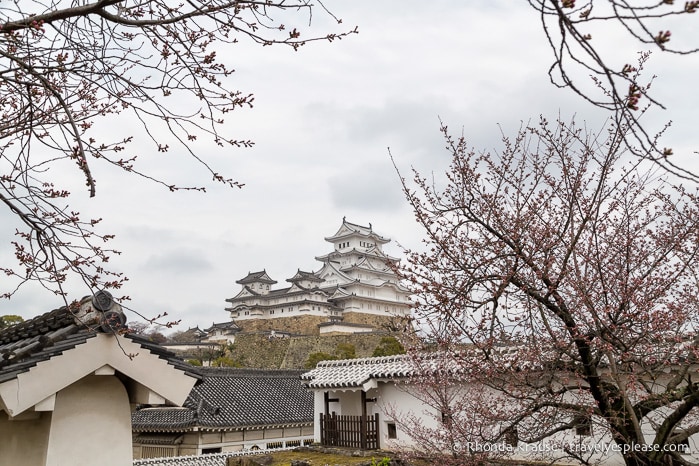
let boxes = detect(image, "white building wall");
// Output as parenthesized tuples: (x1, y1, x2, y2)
(375, 382, 441, 450)
(312, 391, 324, 442)
(46, 375, 132, 466)
(0, 411, 51, 466)
(319, 324, 373, 334)
(312, 380, 699, 465)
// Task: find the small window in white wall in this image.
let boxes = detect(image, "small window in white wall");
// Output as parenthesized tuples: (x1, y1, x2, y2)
(574, 414, 592, 436)
(504, 427, 518, 447)
(441, 411, 453, 425)
(387, 422, 398, 439)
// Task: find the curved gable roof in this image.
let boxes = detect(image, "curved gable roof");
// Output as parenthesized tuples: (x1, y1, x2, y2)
(301, 355, 415, 389)
(325, 218, 390, 245)
(236, 270, 277, 285)
(0, 298, 199, 417)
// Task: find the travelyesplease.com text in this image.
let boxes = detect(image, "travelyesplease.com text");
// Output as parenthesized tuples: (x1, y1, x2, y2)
(453, 441, 688, 455)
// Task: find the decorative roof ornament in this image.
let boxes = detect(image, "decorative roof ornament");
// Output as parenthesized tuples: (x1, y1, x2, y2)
(99, 309, 127, 333)
(92, 290, 114, 311)
(91, 290, 127, 333)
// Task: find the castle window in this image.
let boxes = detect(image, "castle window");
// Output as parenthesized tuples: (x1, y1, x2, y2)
(504, 427, 518, 447)
(387, 422, 398, 439)
(441, 411, 453, 425)
(574, 414, 592, 436)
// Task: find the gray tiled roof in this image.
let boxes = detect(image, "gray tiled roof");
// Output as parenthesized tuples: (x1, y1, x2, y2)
(0, 305, 94, 384)
(132, 367, 313, 432)
(133, 433, 185, 445)
(236, 270, 277, 285)
(325, 218, 390, 244)
(0, 299, 199, 385)
(132, 408, 196, 430)
(287, 269, 323, 283)
(205, 321, 240, 332)
(301, 355, 417, 389)
(303, 343, 699, 391)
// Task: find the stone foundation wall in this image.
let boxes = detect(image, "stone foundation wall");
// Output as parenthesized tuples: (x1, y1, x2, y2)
(341, 312, 410, 332)
(280, 333, 389, 369)
(233, 312, 411, 336)
(230, 333, 391, 369)
(230, 334, 292, 369)
(233, 315, 327, 336)
(225, 313, 411, 369)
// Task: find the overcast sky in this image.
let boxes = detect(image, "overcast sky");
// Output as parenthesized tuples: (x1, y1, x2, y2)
(1, 1, 697, 332)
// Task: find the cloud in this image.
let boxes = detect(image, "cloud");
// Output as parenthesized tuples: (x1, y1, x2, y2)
(327, 161, 406, 212)
(141, 249, 213, 275)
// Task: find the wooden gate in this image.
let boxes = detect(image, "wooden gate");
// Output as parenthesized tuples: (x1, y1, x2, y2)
(319, 413, 380, 450)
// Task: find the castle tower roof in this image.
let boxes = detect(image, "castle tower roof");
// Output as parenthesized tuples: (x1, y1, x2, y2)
(236, 270, 277, 285)
(287, 269, 324, 284)
(324, 218, 390, 245)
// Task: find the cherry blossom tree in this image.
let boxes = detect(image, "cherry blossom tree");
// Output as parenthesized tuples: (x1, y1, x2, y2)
(396, 117, 699, 465)
(527, 1, 699, 181)
(0, 1, 354, 302)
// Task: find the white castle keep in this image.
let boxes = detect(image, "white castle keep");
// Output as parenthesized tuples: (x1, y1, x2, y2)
(225, 219, 411, 325)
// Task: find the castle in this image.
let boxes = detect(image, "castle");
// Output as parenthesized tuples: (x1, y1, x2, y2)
(224, 219, 411, 335)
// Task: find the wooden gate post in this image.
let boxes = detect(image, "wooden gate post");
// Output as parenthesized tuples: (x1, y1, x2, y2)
(360, 391, 367, 449)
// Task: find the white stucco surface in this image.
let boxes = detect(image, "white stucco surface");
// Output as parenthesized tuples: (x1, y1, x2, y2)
(45, 375, 132, 466)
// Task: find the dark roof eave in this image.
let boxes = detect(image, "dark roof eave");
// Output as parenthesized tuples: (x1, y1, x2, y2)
(197, 421, 313, 431)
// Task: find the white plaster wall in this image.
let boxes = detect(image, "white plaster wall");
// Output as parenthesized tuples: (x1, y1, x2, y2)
(312, 378, 699, 464)
(45, 375, 132, 466)
(375, 382, 440, 450)
(375, 382, 699, 465)
(312, 391, 324, 441)
(339, 391, 362, 416)
(319, 324, 373, 335)
(0, 411, 51, 466)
